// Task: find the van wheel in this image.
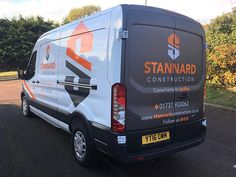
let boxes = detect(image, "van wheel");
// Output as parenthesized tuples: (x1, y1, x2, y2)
(72, 123, 97, 166)
(21, 96, 32, 118)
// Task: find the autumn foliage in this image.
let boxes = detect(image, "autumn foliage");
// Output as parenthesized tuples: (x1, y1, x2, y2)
(205, 7, 236, 88)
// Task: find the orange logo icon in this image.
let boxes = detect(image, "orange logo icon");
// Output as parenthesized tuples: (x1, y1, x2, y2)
(46, 45, 50, 60)
(168, 33, 180, 60)
(66, 22, 93, 71)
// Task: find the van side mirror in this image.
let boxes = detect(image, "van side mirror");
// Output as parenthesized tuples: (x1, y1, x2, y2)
(17, 67, 25, 79)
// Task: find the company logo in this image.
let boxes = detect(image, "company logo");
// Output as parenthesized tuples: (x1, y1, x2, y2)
(45, 45, 51, 60)
(41, 45, 56, 70)
(143, 34, 198, 84)
(168, 33, 180, 60)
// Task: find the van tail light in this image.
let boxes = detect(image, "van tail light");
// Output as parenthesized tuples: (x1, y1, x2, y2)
(111, 83, 126, 133)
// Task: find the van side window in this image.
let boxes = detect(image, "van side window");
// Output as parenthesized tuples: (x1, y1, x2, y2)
(26, 51, 37, 80)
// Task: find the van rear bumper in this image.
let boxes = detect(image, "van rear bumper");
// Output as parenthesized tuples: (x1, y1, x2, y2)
(91, 118, 207, 163)
(110, 134, 205, 163)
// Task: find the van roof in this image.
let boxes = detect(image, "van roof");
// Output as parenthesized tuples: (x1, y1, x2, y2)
(121, 4, 201, 25)
(37, 4, 202, 44)
(39, 5, 115, 40)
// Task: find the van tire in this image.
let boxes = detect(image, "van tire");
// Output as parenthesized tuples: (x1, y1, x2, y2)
(71, 122, 98, 166)
(21, 96, 32, 118)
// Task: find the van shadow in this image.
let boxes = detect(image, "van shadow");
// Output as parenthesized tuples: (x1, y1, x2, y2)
(104, 152, 193, 177)
(0, 103, 198, 177)
(0, 104, 121, 177)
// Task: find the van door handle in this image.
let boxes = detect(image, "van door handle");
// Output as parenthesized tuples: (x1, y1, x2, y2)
(32, 80, 35, 83)
(179, 93, 188, 99)
(36, 80, 40, 84)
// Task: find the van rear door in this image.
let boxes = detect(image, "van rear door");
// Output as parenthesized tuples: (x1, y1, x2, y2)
(123, 8, 205, 131)
(123, 9, 176, 131)
(172, 27, 205, 123)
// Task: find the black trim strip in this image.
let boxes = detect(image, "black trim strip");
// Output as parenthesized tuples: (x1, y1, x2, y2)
(29, 98, 71, 125)
(29, 99, 60, 122)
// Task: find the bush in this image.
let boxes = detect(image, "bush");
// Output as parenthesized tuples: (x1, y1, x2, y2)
(0, 16, 58, 71)
(205, 7, 236, 88)
(207, 44, 236, 87)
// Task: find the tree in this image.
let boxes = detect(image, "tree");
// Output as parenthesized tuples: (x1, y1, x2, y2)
(63, 5, 101, 24)
(0, 16, 58, 71)
(205, 7, 236, 87)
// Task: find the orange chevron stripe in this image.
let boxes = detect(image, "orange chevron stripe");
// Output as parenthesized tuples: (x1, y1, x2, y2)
(23, 80, 35, 101)
(66, 22, 93, 71)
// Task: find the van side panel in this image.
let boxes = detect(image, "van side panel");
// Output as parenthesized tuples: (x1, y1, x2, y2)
(57, 13, 112, 127)
(27, 31, 61, 124)
(107, 6, 123, 84)
(34, 40, 60, 118)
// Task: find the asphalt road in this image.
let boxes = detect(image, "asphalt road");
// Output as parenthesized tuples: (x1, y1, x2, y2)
(0, 80, 236, 177)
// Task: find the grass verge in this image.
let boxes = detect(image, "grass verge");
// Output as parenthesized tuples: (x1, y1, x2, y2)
(0, 71, 17, 77)
(206, 84, 236, 109)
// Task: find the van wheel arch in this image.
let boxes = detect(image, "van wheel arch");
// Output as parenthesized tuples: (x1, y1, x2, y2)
(69, 113, 92, 138)
(70, 113, 98, 166)
(21, 92, 25, 100)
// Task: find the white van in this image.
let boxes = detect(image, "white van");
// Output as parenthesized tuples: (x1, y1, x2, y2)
(18, 5, 207, 166)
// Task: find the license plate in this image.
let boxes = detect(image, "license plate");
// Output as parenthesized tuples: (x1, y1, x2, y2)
(142, 131, 170, 145)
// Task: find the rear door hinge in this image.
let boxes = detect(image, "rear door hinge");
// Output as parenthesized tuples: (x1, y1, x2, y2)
(119, 30, 128, 39)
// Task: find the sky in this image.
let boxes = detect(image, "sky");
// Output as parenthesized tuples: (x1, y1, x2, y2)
(0, 0, 235, 24)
